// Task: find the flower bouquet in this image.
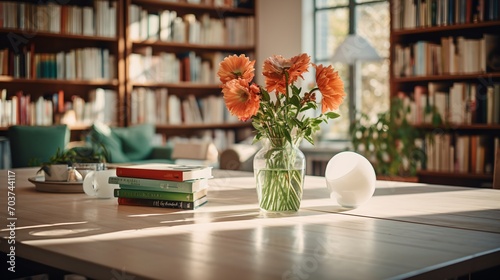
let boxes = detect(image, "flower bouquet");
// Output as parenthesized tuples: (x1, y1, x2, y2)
(217, 53, 345, 212)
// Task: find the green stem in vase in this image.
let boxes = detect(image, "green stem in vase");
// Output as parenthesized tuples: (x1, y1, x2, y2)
(256, 139, 304, 212)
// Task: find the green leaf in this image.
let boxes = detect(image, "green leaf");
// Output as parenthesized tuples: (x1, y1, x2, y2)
(325, 112, 340, 119)
(290, 94, 300, 107)
(261, 89, 270, 101)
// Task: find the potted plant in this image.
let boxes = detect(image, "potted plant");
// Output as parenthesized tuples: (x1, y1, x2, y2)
(349, 97, 426, 180)
(71, 137, 109, 178)
(38, 148, 77, 181)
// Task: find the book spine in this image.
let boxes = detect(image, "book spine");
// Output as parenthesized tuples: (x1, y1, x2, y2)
(114, 189, 195, 202)
(117, 197, 196, 210)
(116, 168, 184, 181)
(108, 176, 203, 193)
(117, 183, 202, 194)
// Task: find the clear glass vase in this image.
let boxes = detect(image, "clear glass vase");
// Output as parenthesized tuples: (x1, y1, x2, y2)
(253, 138, 306, 212)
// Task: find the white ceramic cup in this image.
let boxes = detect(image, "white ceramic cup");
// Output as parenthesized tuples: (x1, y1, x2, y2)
(83, 169, 118, 199)
(325, 151, 376, 208)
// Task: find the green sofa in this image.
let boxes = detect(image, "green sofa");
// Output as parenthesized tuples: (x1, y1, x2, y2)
(89, 122, 174, 164)
(9, 125, 70, 168)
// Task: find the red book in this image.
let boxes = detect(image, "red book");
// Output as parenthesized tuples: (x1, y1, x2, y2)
(115, 164, 212, 182)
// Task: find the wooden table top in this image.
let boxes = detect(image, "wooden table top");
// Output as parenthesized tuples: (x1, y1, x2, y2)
(1, 168, 500, 279)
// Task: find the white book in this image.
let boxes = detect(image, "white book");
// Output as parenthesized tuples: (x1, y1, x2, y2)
(144, 89, 158, 124)
(158, 88, 168, 124)
(182, 99, 193, 124)
(148, 13, 159, 40)
(102, 48, 110, 79)
(140, 9, 148, 40)
(109, 1, 117, 37)
(188, 95, 203, 123)
(172, 17, 185, 42)
(105, 89, 117, 124)
(82, 6, 94, 36)
(129, 5, 141, 40)
(159, 10, 172, 41)
(168, 95, 181, 124)
(56, 51, 65, 80)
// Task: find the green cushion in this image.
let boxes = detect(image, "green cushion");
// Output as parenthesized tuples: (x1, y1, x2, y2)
(112, 124, 155, 161)
(91, 122, 129, 163)
(8, 125, 70, 168)
(90, 122, 155, 163)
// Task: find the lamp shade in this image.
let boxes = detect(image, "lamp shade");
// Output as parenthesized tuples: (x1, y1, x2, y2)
(331, 34, 381, 64)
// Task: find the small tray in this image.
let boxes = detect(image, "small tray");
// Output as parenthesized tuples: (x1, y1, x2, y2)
(28, 177, 84, 193)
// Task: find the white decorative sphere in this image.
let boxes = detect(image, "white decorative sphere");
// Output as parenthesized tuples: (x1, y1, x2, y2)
(325, 151, 376, 208)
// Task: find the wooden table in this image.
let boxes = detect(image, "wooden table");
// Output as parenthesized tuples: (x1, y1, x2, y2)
(1, 168, 500, 279)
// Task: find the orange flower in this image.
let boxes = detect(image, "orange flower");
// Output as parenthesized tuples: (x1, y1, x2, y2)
(262, 55, 291, 94)
(218, 54, 255, 84)
(222, 79, 261, 121)
(288, 53, 310, 84)
(314, 64, 345, 113)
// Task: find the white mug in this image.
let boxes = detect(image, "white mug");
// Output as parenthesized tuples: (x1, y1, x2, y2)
(83, 169, 118, 199)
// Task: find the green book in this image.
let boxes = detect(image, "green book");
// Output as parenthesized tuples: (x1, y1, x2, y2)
(117, 196, 208, 210)
(108, 176, 209, 193)
(114, 188, 208, 202)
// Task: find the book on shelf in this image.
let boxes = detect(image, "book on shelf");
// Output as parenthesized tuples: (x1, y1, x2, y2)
(115, 163, 213, 181)
(425, 133, 495, 174)
(393, 34, 500, 77)
(398, 81, 500, 126)
(108, 176, 209, 193)
(0, 0, 117, 37)
(392, 0, 499, 30)
(0, 46, 115, 80)
(130, 88, 235, 125)
(117, 196, 208, 210)
(0, 88, 117, 126)
(114, 187, 208, 202)
(128, 5, 254, 46)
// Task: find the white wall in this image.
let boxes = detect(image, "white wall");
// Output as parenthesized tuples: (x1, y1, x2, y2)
(255, 0, 304, 84)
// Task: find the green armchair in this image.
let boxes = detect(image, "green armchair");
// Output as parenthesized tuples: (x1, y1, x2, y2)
(8, 125, 70, 168)
(89, 122, 174, 164)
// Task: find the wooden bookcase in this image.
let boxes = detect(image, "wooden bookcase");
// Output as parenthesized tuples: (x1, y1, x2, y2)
(0, 0, 256, 146)
(124, 0, 256, 145)
(0, 0, 125, 140)
(390, 0, 500, 187)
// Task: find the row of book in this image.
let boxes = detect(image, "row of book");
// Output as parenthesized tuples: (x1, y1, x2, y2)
(0, 0, 117, 37)
(162, 0, 254, 8)
(129, 49, 234, 84)
(0, 46, 116, 80)
(0, 88, 117, 127)
(130, 87, 237, 125)
(112, 164, 213, 210)
(392, 0, 500, 30)
(393, 34, 499, 77)
(398, 82, 500, 125)
(129, 5, 255, 46)
(424, 134, 499, 174)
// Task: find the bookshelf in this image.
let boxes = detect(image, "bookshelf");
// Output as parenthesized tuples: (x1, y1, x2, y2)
(390, 0, 500, 187)
(124, 0, 256, 149)
(0, 0, 256, 148)
(0, 0, 125, 140)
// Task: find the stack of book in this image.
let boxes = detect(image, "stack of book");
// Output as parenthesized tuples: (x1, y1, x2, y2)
(111, 164, 212, 210)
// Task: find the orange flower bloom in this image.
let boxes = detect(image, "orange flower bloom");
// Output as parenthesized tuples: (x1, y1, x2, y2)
(222, 79, 261, 121)
(314, 64, 345, 113)
(262, 55, 291, 94)
(218, 54, 255, 84)
(288, 53, 310, 84)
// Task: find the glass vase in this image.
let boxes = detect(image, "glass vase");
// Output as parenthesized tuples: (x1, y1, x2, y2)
(253, 138, 306, 212)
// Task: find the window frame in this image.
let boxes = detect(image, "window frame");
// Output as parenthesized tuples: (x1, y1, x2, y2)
(313, 0, 389, 138)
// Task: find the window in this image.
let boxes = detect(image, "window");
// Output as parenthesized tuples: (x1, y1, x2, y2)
(313, 0, 389, 139)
